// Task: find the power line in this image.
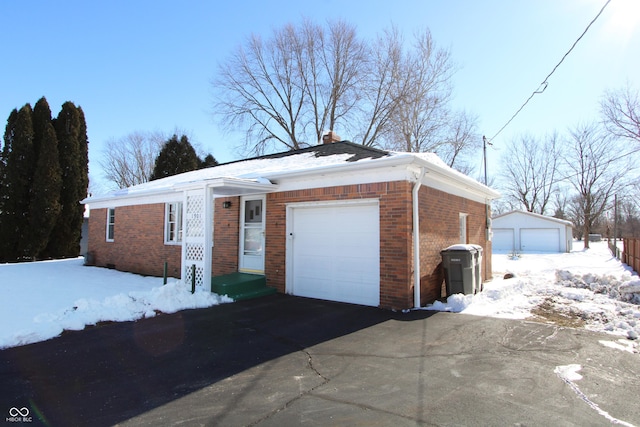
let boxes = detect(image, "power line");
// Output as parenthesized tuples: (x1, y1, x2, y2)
(486, 0, 612, 143)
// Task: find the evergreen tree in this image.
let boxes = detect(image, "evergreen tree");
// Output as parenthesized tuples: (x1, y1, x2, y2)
(0, 109, 18, 261)
(0, 109, 18, 215)
(0, 105, 35, 261)
(199, 153, 219, 168)
(26, 97, 62, 259)
(46, 102, 89, 258)
(150, 134, 200, 180)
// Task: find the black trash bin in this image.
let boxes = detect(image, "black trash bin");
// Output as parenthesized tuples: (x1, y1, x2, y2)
(441, 244, 479, 296)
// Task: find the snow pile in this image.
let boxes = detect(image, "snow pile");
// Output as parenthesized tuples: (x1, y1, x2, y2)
(426, 241, 640, 348)
(556, 270, 640, 304)
(0, 258, 232, 349)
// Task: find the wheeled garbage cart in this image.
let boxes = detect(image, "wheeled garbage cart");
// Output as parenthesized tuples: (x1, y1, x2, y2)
(441, 244, 482, 296)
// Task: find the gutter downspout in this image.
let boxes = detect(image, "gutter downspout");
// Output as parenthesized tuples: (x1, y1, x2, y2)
(413, 167, 427, 309)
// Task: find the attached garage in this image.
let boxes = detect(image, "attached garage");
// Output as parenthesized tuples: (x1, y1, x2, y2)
(492, 211, 573, 253)
(86, 140, 500, 310)
(286, 200, 380, 306)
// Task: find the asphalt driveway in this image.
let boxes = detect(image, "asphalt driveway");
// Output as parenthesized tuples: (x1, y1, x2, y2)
(1, 294, 639, 426)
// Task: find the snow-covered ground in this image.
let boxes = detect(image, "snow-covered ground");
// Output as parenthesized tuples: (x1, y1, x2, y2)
(1, 241, 639, 353)
(0, 258, 231, 349)
(427, 240, 640, 353)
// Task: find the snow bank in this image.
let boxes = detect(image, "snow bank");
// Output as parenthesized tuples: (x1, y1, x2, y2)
(0, 258, 232, 349)
(425, 241, 640, 349)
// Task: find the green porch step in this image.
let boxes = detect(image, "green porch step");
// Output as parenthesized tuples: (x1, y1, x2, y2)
(211, 272, 276, 301)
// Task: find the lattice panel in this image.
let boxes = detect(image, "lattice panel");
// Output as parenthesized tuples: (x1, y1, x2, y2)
(183, 263, 205, 288)
(186, 194, 205, 238)
(185, 243, 205, 263)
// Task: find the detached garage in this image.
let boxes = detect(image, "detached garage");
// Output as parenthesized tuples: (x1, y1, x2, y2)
(492, 211, 573, 253)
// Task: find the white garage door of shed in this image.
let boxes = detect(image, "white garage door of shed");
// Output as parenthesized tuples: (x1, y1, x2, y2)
(288, 202, 380, 306)
(520, 228, 560, 252)
(492, 228, 515, 252)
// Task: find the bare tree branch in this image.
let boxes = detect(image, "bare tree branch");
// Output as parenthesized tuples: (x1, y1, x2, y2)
(499, 132, 562, 215)
(99, 131, 165, 189)
(601, 84, 640, 143)
(564, 122, 632, 248)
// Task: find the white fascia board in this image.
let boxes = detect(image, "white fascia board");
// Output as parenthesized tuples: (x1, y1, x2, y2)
(172, 177, 278, 195)
(265, 153, 499, 202)
(83, 188, 183, 209)
(86, 177, 278, 209)
(411, 158, 501, 203)
(274, 163, 414, 192)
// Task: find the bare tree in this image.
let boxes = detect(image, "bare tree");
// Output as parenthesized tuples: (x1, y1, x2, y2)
(564, 123, 630, 248)
(499, 132, 561, 215)
(213, 20, 465, 158)
(436, 109, 480, 173)
(214, 19, 366, 156)
(351, 26, 405, 147)
(601, 84, 640, 144)
(100, 131, 165, 189)
(384, 28, 455, 153)
(552, 192, 570, 220)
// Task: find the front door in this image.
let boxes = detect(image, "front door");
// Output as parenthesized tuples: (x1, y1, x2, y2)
(239, 196, 265, 273)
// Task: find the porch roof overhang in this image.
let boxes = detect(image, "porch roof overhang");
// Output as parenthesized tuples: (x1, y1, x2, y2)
(173, 176, 278, 196)
(82, 177, 278, 208)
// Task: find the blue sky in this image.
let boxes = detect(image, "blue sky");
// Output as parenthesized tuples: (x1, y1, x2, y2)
(1, 0, 638, 193)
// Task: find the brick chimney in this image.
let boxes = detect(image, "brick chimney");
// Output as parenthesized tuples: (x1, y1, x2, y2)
(322, 131, 341, 144)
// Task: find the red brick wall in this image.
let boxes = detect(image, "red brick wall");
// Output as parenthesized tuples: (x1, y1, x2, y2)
(266, 181, 414, 310)
(212, 197, 240, 276)
(87, 182, 492, 311)
(417, 186, 491, 305)
(89, 200, 242, 279)
(87, 205, 181, 277)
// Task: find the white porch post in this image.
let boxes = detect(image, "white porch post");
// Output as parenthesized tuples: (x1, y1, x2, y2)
(181, 186, 213, 290)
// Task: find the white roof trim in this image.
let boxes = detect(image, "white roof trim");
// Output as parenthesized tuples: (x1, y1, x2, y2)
(84, 177, 277, 208)
(83, 146, 500, 207)
(493, 210, 574, 227)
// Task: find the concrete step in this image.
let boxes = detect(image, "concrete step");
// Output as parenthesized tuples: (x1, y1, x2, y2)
(211, 272, 276, 301)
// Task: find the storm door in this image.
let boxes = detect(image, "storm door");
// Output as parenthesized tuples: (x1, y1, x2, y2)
(239, 196, 265, 273)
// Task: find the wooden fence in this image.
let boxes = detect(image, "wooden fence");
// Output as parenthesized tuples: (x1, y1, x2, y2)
(621, 238, 640, 275)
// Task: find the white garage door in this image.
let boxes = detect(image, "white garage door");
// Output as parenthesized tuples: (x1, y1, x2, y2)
(492, 228, 515, 252)
(288, 201, 380, 306)
(520, 228, 560, 252)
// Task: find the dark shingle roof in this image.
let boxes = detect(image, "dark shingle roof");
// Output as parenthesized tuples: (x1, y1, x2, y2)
(216, 141, 390, 168)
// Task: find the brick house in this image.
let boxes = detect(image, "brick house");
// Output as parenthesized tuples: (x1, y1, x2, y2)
(84, 138, 499, 310)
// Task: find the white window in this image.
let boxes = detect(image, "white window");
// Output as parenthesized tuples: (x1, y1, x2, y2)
(459, 213, 468, 244)
(165, 202, 183, 244)
(106, 208, 115, 242)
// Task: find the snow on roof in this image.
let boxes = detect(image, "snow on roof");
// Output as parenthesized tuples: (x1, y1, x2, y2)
(94, 151, 361, 200)
(85, 142, 499, 204)
(493, 210, 573, 227)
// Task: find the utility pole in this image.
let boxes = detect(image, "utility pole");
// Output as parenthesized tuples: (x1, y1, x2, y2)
(483, 136, 492, 242)
(613, 194, 618, 257)
(483, 136, 489, 185)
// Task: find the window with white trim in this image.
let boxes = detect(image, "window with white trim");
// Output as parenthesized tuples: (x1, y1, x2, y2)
(459, 213, 468, 244)
(165, 202, 183, 244)
(106, 208, 115, 242)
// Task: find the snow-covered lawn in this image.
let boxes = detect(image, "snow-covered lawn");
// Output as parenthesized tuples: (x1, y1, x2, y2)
(0, 259, 231, 349)
(1, 241, 639, 353)
(427, 240, 640, 353)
